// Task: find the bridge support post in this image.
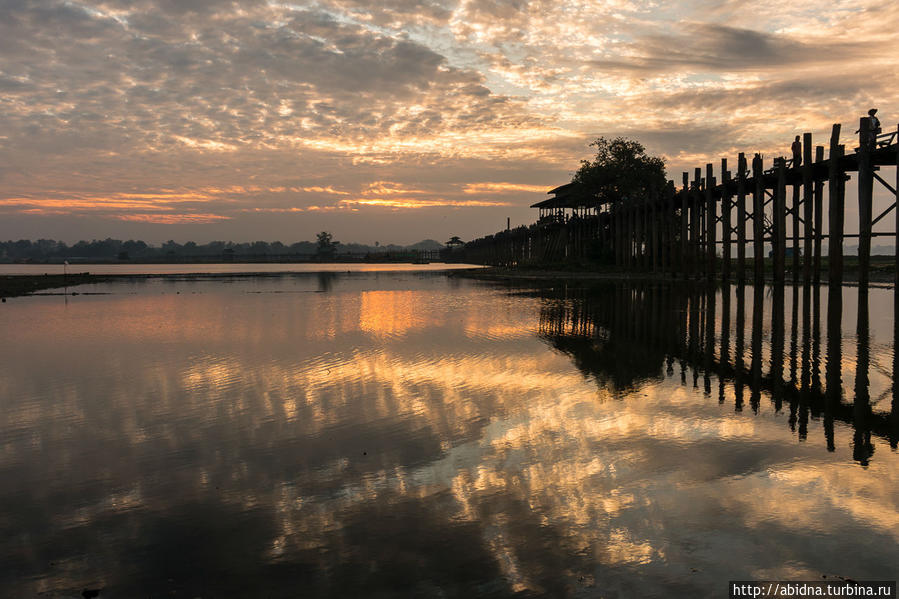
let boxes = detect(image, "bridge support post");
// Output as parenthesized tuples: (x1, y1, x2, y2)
(813, 145, 824, 285)
(706, 163, 716, 279)
(722, 159, 731, 281)
(736, 153, 747, 282)
(857, 117, 874, 288)
(792, 178, 800, 283)
(802, 133, 813, 286)
(681, 172, 689, 278)
(828, 124, 844, 288)
(752, 154, 765, 284)
(774, 158, 787, 286)
(693, 167, 702, 278)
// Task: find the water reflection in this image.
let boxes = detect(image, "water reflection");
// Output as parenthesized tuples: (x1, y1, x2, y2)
(2, 274, 898, 597)
(535, 281, 898, 459)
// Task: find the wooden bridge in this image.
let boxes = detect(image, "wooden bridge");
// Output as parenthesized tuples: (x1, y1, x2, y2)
(462, 118, 899, 286)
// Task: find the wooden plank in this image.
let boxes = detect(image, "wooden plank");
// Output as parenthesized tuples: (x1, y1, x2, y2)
(828, 124, 844, 287)
(813, 145, 824, 285)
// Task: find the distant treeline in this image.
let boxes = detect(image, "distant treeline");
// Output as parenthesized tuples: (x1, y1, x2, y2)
(0, 238, 445, 262)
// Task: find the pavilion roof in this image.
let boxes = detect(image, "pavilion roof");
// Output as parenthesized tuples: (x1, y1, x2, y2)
(530, 182, 604, 209)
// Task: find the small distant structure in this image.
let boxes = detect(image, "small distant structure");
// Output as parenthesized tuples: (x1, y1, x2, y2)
(445, 236, 464, 250)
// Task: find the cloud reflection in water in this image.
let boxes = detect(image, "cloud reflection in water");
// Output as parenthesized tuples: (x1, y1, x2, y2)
(1, 273, 897, 597)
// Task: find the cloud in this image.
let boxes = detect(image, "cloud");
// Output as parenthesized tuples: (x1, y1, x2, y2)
(339, 198, 512, 209)
(115, 213, 232, 223)
(0, 0, 897, 242)
(462, 182, 548, 194)
(589, 23, 876, 75)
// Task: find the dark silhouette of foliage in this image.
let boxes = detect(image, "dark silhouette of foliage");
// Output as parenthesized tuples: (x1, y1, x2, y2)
(572, 137, 667, 204)
(0, 237, 444, 262)
(315, 231, 339, 256)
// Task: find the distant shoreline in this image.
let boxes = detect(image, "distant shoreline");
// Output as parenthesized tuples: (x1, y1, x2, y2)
(0, 265, 476, 298)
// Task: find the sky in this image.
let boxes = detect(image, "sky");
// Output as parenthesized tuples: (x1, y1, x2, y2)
(1, 0, 898, 245)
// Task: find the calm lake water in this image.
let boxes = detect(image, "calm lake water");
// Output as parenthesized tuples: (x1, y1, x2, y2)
(2, 272, 898, 598)
(0, 262, 482, 275)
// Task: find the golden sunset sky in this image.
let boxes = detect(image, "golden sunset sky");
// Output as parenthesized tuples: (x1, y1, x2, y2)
(1, 0, 897, 244)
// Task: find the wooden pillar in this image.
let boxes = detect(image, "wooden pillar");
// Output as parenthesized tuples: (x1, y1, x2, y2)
(628, 204, 636, 269)
(813, 146, 824, 285)
(615, 205, 623, 269)
(896, 124, 899, 283)
(722, 158, 731, 281)
(612, 207, 619, 268)
(624, 203, 637, 270)
(642, 201, 649, 270)
(752, 153, 765, 283)
(857, 117, 874, 288)
(736, 153, 747, 282)
(706, 163, 716, 278)
(651, 193, 659, 272)
(774, 158, 787, 285)
(828, 124, 844, 287)
(802, 133, 813, 286)
(792, 179, 800, 283)
(633, 202, 642, 269)
(681, 172, 689, 277)
(667, 182, 676, 274)
(692, 167, 702, 277)
(657, 194, 663, 272)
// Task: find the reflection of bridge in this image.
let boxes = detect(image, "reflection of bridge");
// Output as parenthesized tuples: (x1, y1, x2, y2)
(536, 281, 899, 464)
(463, 119, 898, 290)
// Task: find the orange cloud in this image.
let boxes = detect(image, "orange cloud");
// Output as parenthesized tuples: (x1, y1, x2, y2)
(113, 213, 232, 224)
(339, 198, 511, 209)
(363, 181, 428, 195)
(462, 182, 549, 194)
(298, 186, 350, 195)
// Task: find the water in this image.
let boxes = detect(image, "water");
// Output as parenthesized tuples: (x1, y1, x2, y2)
(2, 273, 898, 598)
(0, 262, 482, 275)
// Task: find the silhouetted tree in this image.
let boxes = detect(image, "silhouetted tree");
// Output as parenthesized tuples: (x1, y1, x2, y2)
(572, 137, 667, 204)
(316, 231, 339, 258)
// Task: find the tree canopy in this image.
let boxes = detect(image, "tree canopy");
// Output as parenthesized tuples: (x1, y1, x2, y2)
(572, 137, 667, 205)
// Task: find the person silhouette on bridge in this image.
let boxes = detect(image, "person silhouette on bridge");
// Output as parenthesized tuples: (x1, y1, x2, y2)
(791, 135, 802, 168)
(856, 108, 881, 149)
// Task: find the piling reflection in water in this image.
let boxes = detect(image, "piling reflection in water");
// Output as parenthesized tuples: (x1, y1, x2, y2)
(536, 280, 898, 461)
